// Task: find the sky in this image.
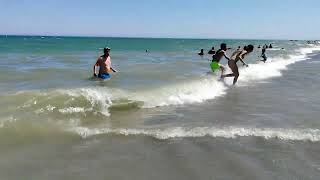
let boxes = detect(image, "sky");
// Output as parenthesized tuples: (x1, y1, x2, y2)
(0, 0, 319, 40)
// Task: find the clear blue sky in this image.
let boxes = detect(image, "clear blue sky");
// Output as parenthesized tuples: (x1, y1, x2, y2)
(1, 0, 319, 39)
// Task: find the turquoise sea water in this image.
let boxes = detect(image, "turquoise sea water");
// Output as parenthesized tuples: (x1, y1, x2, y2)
(1, 36, 320, 179)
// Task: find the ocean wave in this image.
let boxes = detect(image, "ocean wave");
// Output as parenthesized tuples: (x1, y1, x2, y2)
(59, 46, 318, 115)
(230, 46, 320, 86)
(236, 55, 303, 85)
(1, 117, 319, 142)
(6, 46, 320, 117)
(132, 79, 227, 107)
(71, 126, 320, 142)
(60, 77, 228, 116)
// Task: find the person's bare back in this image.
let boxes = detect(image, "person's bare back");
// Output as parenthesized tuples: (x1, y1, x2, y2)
(212, 43, 229, 63)
(212, 50, 225, 62)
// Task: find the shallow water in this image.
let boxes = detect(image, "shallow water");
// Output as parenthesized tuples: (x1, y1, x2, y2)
(1, 36, 320, 179)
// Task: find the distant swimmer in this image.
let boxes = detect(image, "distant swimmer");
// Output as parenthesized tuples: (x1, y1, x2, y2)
(237, 46, 241, 51)
(258, 45, 261, 48)
(221, 45, 254, 85)
(269, 44, 273, 48)
(198, 49, 204, 56)
(208, 47, 216, 55)
(260, 46, 267, 63)
(210, 43, 230, 78)
(93, 47, 117, 80)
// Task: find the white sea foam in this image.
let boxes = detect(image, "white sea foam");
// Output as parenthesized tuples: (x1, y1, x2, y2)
(63, 88, 115, 116)
(234, 46, 320, 86)
(71, 126, 320, 142)
(58, 107, 85, 114)
(237, 56, 299, 85)
(132, 79, 227, 108)
(46, 105, 56, 112)
(132, 46, 320, 107)
(62, 78, 228, 116)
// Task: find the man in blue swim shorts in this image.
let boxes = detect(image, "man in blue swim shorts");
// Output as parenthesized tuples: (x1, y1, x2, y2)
(93, 47, 117, 79)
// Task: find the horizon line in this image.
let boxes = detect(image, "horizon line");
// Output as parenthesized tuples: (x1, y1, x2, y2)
(0, 33, 313, 41)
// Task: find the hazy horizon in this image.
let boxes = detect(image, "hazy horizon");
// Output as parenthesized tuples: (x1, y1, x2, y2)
(1, 34, 316, 41)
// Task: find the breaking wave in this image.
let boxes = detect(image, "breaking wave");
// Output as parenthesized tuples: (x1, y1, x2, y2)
(71, 126, 320, 142)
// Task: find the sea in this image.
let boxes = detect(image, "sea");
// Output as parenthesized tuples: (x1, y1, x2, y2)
(0, 36, 320, 180)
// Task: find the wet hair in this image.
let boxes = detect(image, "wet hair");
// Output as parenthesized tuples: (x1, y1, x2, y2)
(247, 45, 254, 51)
(220, 43, 227, 49)
(244, 45, 254, 52)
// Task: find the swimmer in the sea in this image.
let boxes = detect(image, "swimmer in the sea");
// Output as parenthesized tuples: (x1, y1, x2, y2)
(208, 47, 216, 55)
(198, 49, 204, 56)
(93, 47, 117, 79)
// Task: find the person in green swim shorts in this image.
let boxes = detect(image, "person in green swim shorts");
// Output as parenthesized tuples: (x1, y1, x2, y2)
(210, 43, 230, 78)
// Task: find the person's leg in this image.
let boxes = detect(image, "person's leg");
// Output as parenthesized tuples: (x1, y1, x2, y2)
(232, 65, 239, 85)
(262, 55, 267, 63)
(219, 64, 225, 78)
(221, 60, 236, 78)
(221, 61, 230, 78)
(222, 60, 239, 85)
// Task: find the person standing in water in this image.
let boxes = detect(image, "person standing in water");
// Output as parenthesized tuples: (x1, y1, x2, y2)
(93, 47, 117, 79)
(222, 45, 254, 85)
(261, 45, 267, 63)
(210, 43, 231, 78)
